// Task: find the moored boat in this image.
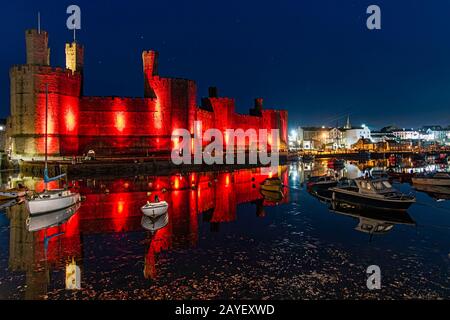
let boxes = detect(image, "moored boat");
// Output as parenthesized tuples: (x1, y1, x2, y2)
(0, 187, 28, 201)
(414, 184, 450, 201)
(412, 172, 450, 186)
(27, 190, 81, 216)
(307, 175, 338, 189)
(329, 178, 415, 211)
(260, 178, 283, 192)
(141, 201, 169, 218)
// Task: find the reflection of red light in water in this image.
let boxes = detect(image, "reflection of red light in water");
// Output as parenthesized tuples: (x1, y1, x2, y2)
(225, 174, 230, 186)
(117, 201, 124, 214)
(124, 182, 129, 189)
(174, 177, 179, 190)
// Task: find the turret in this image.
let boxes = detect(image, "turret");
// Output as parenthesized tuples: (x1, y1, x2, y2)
(65, 42, 84, 74)
(143, 50, 158, 98)
(25, 29, 50, 66)
(250, 98, 263, 116)
(66, 41, 84, 95)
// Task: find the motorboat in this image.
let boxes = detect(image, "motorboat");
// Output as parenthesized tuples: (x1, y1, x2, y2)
(27, 189, 81, 216)
(412, 172, 450, 186)
(26, 202, 81, 232)
(260, 178, 283, 192)
(141, 201, 169, 218)
(413, 184, 450, 201)
(329, 177, 416, 211)
(307, 175, 338, 189)
(261, 178, 283, 192)
(141, 212, 169, 232)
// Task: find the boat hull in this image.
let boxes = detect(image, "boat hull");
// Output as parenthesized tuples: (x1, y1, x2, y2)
(26, 193, 81, 216)
(330, 189, 414, 211)
(260, 184, 282, 192)
(412, 178, 450, 186)
(141, 202, 169, 218)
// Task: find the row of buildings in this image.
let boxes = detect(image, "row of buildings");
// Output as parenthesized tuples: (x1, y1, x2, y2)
(290, 117, 450, 151)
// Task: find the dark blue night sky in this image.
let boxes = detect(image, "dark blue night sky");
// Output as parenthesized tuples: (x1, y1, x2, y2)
(1, 0, 450, 129)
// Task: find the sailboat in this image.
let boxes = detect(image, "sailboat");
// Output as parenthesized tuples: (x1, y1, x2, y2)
(26, 84, 81, 216)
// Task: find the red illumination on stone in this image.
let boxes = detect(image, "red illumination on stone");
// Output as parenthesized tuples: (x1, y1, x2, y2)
(115, 112, 126, 132)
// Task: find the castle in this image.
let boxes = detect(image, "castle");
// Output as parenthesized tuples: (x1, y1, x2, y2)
(7, 29, 288, 160)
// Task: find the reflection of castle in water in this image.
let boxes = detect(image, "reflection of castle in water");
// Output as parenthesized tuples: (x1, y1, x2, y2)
(5, 166, 289, 298)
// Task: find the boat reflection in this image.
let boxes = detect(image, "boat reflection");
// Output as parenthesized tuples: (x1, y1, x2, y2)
(26, 202, 81, 232)
(4, 166, 289, 298)
(141, 212, 169, 233)
(308, 187, 416, 236)
(330, 201, 416, 236)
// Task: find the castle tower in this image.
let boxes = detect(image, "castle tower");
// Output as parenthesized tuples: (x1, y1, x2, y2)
(65, 42, 84, 74)
(250, 98, 263, 116)
(143, 50, 159, 98)
(65, 42, 84, 94)
(25, 29, 50, 66)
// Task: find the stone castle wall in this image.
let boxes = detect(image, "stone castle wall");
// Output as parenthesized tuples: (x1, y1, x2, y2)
(7, 29, 287, 159)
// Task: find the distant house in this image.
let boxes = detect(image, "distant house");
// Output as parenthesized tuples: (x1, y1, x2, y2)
(420, 125, 449, 144)
(351, 138, 376, 151)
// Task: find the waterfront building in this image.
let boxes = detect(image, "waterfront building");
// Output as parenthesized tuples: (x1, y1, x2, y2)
(392, 129, 420, 140)
(342, 124, 371, 149)
(419, 125, 449, 144)
(297, 126, 331, 150)
(7, 29, 288, 160)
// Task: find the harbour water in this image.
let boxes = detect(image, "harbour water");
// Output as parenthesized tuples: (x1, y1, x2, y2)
(0, 159, 449, 299)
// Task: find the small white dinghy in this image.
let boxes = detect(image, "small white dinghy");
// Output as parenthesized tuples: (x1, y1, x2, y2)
(26, 189, 81, 216)
(141, 201, 169, 218)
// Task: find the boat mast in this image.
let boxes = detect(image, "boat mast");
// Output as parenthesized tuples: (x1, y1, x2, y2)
(45, 83, 48, 189)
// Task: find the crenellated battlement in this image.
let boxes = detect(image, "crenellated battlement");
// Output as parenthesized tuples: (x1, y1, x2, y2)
(8, 28, 287, 159)
(10, 64, 82, 78)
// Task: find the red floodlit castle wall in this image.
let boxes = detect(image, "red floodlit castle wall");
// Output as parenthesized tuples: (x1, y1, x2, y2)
(8, 29, 287, 158)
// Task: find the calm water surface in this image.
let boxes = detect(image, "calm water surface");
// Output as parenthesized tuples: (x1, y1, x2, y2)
(0, 160, 449, 299)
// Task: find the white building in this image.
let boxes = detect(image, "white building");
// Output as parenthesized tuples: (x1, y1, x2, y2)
(343, 125, 371, 149)
(392, 129, 420, 140)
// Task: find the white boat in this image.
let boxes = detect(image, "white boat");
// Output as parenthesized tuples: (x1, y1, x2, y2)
(141, 201, 169, 218)
(412, 172, 450, 186)
(27, 189, 81, 216)
(25, 84, 82, 217)
(26, 202, 81, 232)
